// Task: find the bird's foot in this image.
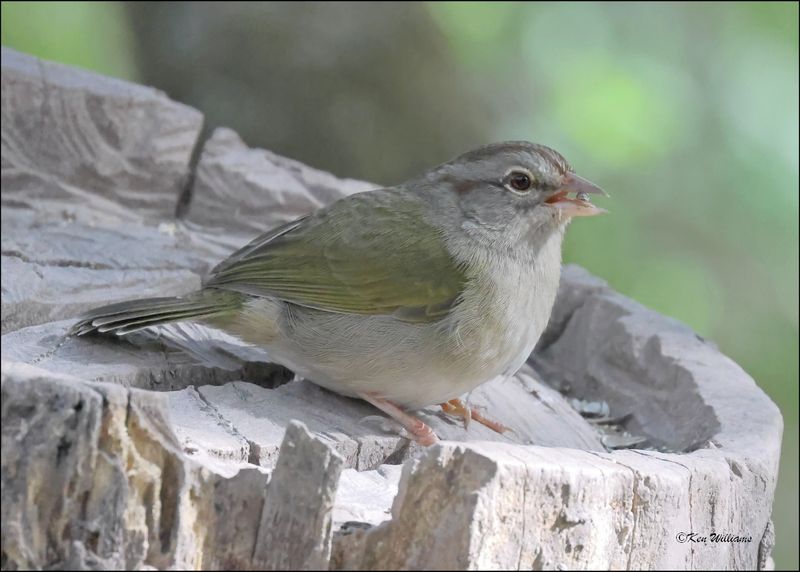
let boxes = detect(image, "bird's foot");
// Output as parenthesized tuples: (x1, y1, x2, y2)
(359, 393, 439, 446)
(440, 398, 511, 434)
(440, 398, 472, 428)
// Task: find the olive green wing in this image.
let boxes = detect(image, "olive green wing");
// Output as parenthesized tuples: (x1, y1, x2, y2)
(205, 189, 466, 323)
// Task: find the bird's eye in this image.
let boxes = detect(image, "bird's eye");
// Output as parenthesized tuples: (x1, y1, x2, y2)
(507, 171, 533, 192)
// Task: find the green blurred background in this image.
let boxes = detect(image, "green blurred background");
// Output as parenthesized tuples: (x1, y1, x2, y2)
(2, 1, 797, 567)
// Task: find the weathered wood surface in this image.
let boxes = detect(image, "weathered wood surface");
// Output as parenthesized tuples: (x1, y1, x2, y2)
(0, 48, 782, 570)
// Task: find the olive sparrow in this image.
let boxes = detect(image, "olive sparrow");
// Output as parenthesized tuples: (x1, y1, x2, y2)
(71, 141, 606, 445)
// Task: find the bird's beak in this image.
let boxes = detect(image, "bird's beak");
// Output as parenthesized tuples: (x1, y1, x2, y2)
(545, 172, 608, 217)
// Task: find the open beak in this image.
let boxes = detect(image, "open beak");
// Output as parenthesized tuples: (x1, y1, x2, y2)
(545, 172, 608, 217)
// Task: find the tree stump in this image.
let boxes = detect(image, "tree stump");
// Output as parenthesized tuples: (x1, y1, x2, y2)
(0, 48, 782, 570)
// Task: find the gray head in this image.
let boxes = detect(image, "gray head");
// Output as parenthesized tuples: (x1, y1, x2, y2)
(418, 141, 606, 249)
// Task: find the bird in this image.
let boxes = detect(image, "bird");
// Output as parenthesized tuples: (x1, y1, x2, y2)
(70, 141, 606, 445)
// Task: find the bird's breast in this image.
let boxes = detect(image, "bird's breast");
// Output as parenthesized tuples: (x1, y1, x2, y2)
(444, 233, 563, 382)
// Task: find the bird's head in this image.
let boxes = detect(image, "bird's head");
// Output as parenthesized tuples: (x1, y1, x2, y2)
(423, 141, 607, 248)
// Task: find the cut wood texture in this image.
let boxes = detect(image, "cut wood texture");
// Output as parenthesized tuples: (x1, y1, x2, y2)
(0, 48, 782, 570)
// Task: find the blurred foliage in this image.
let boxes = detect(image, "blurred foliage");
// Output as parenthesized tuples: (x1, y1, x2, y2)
(1, 1, 138, 81)
(2, 1, 798, 568)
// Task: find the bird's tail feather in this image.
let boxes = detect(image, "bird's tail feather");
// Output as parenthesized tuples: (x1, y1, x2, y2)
(69, 290, 243, 336)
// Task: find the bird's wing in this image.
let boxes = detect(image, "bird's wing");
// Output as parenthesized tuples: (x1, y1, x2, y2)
(205, 189, 467, 323)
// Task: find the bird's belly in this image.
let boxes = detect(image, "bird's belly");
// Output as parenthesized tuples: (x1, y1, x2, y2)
(225, 298, 529, 409)
(276, 300, 545, 409)
(271, 314, 498, 409)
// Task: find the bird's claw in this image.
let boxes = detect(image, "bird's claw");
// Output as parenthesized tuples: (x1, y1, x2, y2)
(440, 398, 512, 435)
(440, 398, 472, 428)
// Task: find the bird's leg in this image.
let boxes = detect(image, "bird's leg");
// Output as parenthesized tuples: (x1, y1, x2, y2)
(359, 393, 439, 446)
(440, 398, 511, 434)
